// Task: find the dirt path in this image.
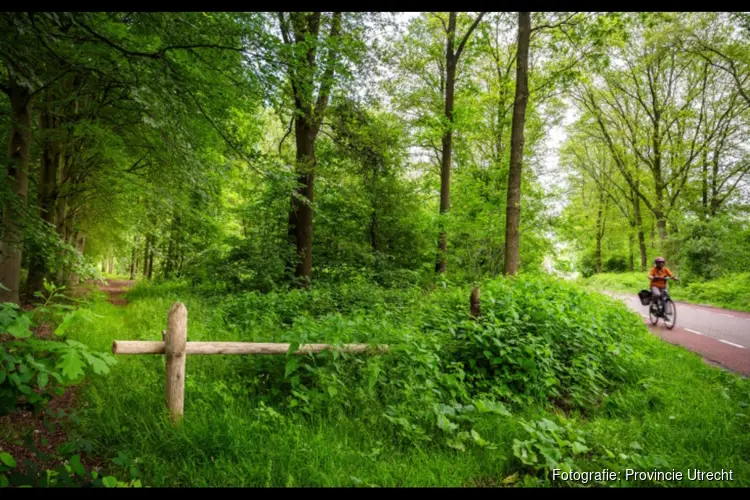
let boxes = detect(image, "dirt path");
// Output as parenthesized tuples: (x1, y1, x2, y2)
(97, 279, 135, 306)
(0, 279, 134, 482)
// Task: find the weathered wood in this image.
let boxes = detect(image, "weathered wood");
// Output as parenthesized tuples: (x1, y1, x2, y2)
(164, 302, 187, 424)
(470, 286, 481, 318)
(113, 341, 389, 356)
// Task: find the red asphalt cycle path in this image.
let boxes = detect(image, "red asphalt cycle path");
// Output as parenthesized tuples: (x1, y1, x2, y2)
(604, 292, 750, 377)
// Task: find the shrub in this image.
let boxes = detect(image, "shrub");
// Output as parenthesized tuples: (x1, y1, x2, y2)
(603, 255, 629, 273)
(444, 275, 648, 409)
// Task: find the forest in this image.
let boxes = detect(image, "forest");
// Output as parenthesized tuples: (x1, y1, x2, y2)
(1, 12, 749, 488)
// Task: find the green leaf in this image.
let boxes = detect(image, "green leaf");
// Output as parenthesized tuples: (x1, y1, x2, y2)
(0, 473, 8, 487)
(474, 399, 511, 416)
(0, 452, 16, 468)
(470, 429, 488, 447)
(571, 441, 589, 454)
(81, 351, 110, 375)
(6, 314, 32, 338)
(102, 476, 117, 488)
(287, 342, 300, 356)
(37, 372, 49, 389)
(327, 385, 338, 397)
(54, 312, 78, 337)
(57, 348, 85, 380)
(70, 455, 85, 477)
(446, 440, 465, 451)
(367, 365, 380, 393)
(436, 414, 458, 432)
(502, 472, 519, 485)
(284, 357, 299, 379)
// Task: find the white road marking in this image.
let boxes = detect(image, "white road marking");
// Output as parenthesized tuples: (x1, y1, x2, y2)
(685, 328, 704, 336)
(718, 339, 746, 349)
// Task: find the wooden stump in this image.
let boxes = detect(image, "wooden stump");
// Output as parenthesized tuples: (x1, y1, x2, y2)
(470, 286, 481, 319)
(164, 302, 187, 424)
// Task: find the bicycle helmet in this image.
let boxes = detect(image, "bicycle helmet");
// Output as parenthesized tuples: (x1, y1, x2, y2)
(655, 257, 665, 264)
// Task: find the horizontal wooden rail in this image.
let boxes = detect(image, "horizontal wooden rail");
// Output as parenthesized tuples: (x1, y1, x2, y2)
(111, 302, 390, 425)
(113, 341, 389, 356)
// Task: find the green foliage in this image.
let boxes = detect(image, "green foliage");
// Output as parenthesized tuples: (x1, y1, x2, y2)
(47, 275, 750, 487)
(512, 416, 591, 480)
(0, 441, 141, 488)
(447, 276, 646, 409)
(0, 297, 116, 414)
(604, 255, 629, 273)
(678, 216, 750, 282)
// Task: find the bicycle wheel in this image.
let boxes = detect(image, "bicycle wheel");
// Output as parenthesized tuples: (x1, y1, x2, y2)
(649, 303, 659, 325)
(664, 299, 677, 330)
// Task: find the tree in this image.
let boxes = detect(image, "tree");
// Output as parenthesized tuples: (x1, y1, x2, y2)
(0, 71, 32, 304)
(276, 12, 345, 288)
(502, 12, 531, 276)
(433, 12, 486, 274)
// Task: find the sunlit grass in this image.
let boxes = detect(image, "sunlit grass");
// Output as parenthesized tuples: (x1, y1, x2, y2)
(58, 279, 750, 487)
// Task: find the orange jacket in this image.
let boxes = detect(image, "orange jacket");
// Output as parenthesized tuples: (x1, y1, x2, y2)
(649, 266, 673, 289)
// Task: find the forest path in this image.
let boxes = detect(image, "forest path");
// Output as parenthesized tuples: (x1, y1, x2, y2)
(96, 279, 135, 307)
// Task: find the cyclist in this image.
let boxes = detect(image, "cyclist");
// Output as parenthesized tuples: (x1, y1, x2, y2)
(648, 257, 679, 316)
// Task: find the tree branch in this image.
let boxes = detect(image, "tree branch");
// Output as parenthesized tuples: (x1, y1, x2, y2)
(530, 12, 579, 33)
(313, 12, 342, 129)
(455, 12, 487, 61)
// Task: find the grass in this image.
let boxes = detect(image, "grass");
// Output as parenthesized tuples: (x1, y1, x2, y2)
(44, 278, 750, 487)
(582, 272, 750, 312)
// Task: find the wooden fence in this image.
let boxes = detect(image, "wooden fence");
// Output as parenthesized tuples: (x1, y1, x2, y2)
(111, 303, 389, 424)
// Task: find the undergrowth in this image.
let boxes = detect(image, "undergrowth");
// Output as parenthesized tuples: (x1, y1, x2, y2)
(4, 274, 748, 487)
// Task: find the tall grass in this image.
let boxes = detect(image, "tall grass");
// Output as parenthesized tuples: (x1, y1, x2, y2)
(55, 276, 750, 487)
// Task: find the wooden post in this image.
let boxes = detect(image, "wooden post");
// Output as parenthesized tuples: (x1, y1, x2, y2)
(470, 286, 480, 319)
(164, 302, 187, 424)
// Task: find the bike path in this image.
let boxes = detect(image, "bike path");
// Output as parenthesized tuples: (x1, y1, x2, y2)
(604, 291, 750, 377)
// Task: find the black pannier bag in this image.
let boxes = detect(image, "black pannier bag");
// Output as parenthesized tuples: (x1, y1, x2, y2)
(638, 289, 652, 306)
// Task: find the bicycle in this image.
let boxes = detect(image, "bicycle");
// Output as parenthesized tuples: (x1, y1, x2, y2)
(644, 276, 678, 330)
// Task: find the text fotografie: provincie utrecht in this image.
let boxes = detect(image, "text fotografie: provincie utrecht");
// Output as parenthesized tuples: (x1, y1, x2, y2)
(552, 468, 734, 483)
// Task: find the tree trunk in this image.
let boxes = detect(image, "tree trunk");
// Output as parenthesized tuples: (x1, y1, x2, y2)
(655, 212, 667, 242)
(650, 222, 655, 249)
(436, 13, 458, 275)
(54, 155, 71, 284)
(628, 230, 634, 272)
(633, 190, 647, 271)
(0, 73, 32, 305)
(69, 232, 85, 285)
(503, 12, 531, 277)
(25, 94, 62, 298)
(287, 118, 316, 288)
(710, 149, 720, 217)
(143, 234, 150, 279)
(129, 242, 136, 280)
(595, 190, 605, 274)
(701, 149, 709, 219)
(108, 256, 114, 274)
(148, 242, 154, 280)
